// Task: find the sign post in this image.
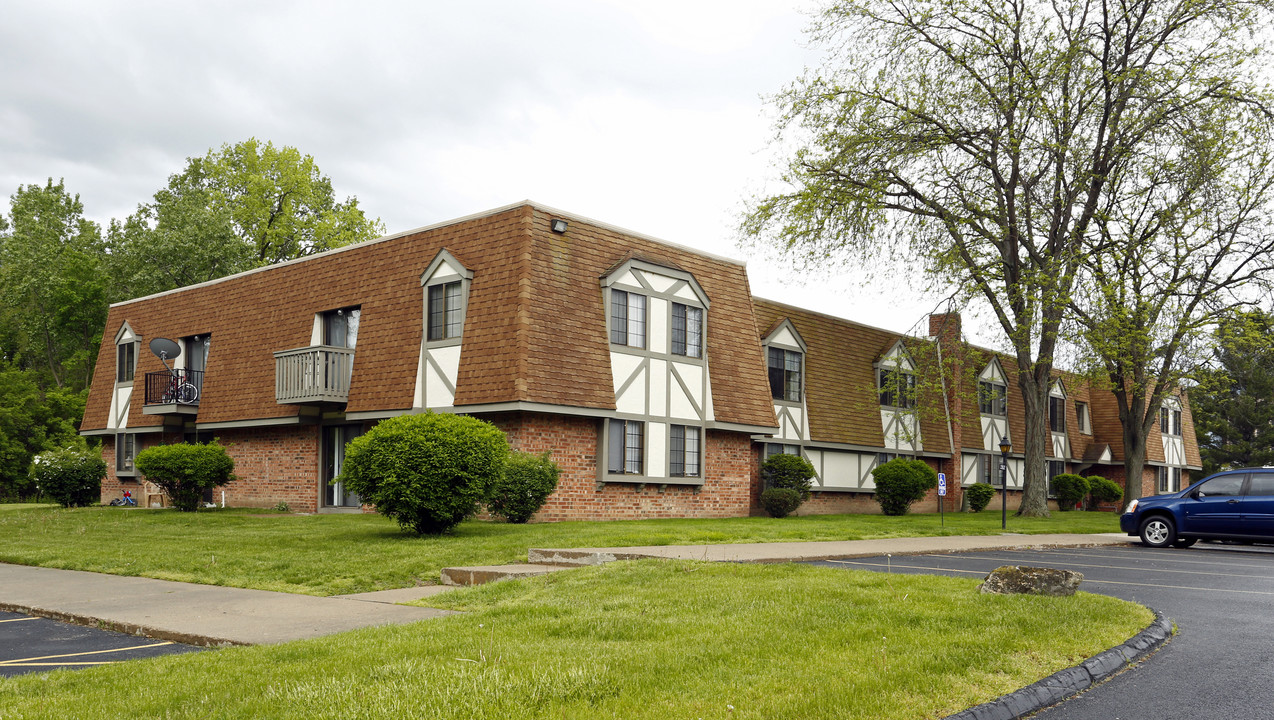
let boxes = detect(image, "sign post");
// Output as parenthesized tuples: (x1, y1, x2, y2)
(937, 472, 947, 527)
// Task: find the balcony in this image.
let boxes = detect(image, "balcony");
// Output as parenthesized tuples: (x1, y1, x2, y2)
(142, 369, 204, 415)
(274, 345, 354, 405)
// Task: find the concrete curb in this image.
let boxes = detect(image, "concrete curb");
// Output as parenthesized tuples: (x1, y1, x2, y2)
(0, 601, 248, 647)
(942, 609, 1173, 720)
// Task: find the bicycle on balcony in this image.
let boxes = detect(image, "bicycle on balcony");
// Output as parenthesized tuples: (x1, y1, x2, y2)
(148, 337, 200, 405)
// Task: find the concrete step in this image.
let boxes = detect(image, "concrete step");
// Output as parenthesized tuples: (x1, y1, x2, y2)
(527, 548, 659, 566)
(440, 563, 575, 587)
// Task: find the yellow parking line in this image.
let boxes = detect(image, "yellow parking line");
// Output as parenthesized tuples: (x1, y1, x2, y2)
(0, 617, 39, 624)
(2, 661, 121, 667)
(0, 642, 173, 666)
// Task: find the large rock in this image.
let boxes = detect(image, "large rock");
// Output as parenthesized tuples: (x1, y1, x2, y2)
(979, 565, 1083, 596)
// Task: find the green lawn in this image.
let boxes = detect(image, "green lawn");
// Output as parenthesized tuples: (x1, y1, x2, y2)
(0, 560, 1151, 720)
(0, 505, 1120, 595)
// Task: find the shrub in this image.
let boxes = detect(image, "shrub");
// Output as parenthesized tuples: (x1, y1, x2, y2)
(966, 482, 995, 512)
(761, 453, 816, 501)
(760, 487, 803, 518)
(488, 451, 560, 523)
(135, 442, 236, 512)
(340, 412, 508, 534)
(30, 446, 106, 508)
(1087, 476, 1124, 508)
(871, 458, 938, 516)
(1051, 474, 1091, 511)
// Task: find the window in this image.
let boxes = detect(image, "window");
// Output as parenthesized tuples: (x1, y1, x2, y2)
(1075, 401, 1091, 434)
(607, 419, 644, 474)
(670, 425, 701, 477)
(1047, 460, 1065, 496)
(116, 433, 136, 474)
(671, 303, 703, 358)
(323, 307, 360, 349)
(877, 452, 900, 466)
(768, 348, 802, 402)
(426, 281, 464, 341)
(878, 368, 916, 409)
(979, 381, 1007, 416)
(765, 443, 799, 460)
(610, 290, 647, 348)
(1159, 406, 1181, 436)
(1158, 466, 1183, 493)
(977, 454, 1002, 487)
(1249, 472, 1274, 496)
(1048, 396, 1066, 432)
(116, 342, 136, 383)
(1197, 473, 1242, 497)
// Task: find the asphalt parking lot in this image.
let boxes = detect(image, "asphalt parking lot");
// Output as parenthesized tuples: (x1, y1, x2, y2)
(811, 542, 1274, 720)
(0, 610, 203, 678)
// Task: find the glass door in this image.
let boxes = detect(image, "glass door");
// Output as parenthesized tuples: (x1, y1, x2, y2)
(323, 425, 364, 508)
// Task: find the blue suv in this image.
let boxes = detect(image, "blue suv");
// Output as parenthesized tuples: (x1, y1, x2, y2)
(1121, 468, 1274, 548)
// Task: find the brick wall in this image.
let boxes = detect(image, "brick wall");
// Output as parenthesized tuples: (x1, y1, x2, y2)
(99, 425, 323, 511)
(491, 412, 754, 521)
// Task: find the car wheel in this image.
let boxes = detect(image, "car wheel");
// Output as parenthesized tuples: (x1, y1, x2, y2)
(1173, 537, 1198, 548)
(1140, 516, 1176, 548)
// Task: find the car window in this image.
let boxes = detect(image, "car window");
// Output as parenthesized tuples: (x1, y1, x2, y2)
(1247, 473, 1274, 496)
(1198, 475, 1245, 497)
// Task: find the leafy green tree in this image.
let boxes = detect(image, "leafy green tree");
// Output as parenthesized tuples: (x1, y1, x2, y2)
(1192, 311, 1274, 475)
(0, 362, 83, 499)
(110, 138, 384, 298)
(134, 442, 236, 512)
(0, 179, 108, 390)
(743, 0, 1274, 516)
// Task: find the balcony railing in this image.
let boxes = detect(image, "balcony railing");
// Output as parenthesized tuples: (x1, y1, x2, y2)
(274, 345, 354, 404)
(142, 369, 203, 415)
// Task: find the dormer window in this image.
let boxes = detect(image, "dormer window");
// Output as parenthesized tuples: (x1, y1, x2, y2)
(1160, 405, 1181, 436)
(1049, 395, 1066, 432)
(768, 347, 802, 402)
(671, 303, 702, 357)
(427, 282, 463, 341)
(116, 342, 136, 383)
(610, 290, 647, 348)
(979, 380, 1006, 416)
(878, 368, 916, 409)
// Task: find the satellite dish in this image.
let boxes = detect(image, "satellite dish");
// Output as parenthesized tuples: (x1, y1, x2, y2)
(149, 337, 181, 362)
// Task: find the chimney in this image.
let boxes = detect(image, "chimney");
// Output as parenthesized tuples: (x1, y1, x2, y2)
(929, 312, 962, 345)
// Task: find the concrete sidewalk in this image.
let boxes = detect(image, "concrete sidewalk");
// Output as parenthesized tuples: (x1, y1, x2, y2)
(0, 533, 1138, 647)
(0, 564, 455, 646)
(529, 532, 1136, 565)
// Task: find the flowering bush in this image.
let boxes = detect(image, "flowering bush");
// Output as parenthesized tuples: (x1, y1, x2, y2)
(31, 446, 106, 508)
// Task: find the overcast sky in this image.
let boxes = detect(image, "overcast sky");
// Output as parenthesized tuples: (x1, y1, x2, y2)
(1, 0, 993, 345)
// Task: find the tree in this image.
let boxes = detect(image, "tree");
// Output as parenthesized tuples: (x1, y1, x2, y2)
(1191, 311, 1274, 475)
(134, 442, 236, 512)
(0, 361, 83, 499)
(0, 179, 108, 390)
(743, 0, 1274, 516)
(110, 138, 384, 298)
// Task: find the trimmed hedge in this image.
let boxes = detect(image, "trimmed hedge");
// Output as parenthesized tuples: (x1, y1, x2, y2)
(1051, 474, 1091, 511)
(135, 442, 236, 512)
(30, 446, 105, 508)
(340, 412, 508, 535)
(488, 451, 560, 523)
(760, 487, 803, 518)
(966, 482, 995, 512)
(762, 453, 816, 501)
(871, 458, 938, 516)
(1087, 475, 1124, 508)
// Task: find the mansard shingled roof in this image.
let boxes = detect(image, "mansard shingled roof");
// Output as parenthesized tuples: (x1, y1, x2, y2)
(751, 298, 953, 455)
(81, 202, 777, 432)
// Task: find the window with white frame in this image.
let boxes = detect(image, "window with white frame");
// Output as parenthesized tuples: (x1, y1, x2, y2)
(979, 380, 1007, 416)
(670, 425, 701, 477)
(610, 290, 647, 348)
(1159, 406, 1182, 436)
(607, 419, 644, 474)
(878, 367, 916, 409)
(768, 347, 802, 402)
(671, 303, 703, 358)
(1157, 466, 1182, 493)
(116, 342, 136, 383)
(116, 433, 137, 474)
(323, 307, 361, 349)
(1075, 401, 1091, 434)
(427, 281, 464, 341)
(764, 443, 799, 460)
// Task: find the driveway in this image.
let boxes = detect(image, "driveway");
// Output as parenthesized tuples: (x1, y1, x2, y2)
(811, 542, 1274, 720)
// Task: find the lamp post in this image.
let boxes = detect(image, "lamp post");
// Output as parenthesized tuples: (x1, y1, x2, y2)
(999, 436, 1011, 530)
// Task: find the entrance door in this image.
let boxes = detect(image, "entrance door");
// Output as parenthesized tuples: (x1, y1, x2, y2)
(323, 425, 364, 508)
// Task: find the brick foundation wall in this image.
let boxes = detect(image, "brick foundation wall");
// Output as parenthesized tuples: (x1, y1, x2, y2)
(491, 412, 754, 521)
(99, 426, 323, 511)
